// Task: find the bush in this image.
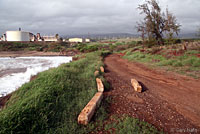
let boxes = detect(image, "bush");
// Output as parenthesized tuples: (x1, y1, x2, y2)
(101, 51, 112, 58)
(115, 42, 123, 46)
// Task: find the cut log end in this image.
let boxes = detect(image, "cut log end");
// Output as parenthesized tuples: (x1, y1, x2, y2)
(131, 79, 142, 93)
(94, 70, 99, 76)
(78, 92, 103, 125)
(96, 78, 104, 92)
(100, 66, 104, 73)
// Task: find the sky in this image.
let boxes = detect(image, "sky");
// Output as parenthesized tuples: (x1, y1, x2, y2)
(0, 0, 200, 36)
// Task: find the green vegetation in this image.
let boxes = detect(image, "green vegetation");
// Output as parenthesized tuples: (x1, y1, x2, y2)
(0, 52, 104, 134)
(123, 50, 200, 68)
(76, 43, 101, 52)
(73, 39, 200, 78)
(123, 47, 200, 78)
(0, 42, 70, 52)
(90, 112, 161, 133)
(116, 116, 161, 134)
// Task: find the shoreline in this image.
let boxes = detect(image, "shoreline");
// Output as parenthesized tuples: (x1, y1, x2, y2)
(0, 50, 78, 57)
(0, 73, 38, 109)
(0, 53, 74, 109)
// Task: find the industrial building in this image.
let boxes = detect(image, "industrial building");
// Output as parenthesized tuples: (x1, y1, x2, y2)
(85, 38, 90, 42)
(69, 38, 83, 43)
(0, 28, 91, 43)
(68, 38, 90, 43)
(43, 36, 59, 42)
(0, 28, 60, 42)
(6, 31, 30, 41)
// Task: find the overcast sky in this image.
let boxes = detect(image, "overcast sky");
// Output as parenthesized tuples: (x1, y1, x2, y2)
(0, 0, 200, 36)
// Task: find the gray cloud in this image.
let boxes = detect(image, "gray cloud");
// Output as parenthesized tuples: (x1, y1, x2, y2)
(0, 0, 199, 35)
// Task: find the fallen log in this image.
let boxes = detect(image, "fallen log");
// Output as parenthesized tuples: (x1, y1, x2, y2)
(78, 92, 103, 125)
(94, 70, 99, 76)
(100, 66, 104, 73)
(131, 79, 142, 93)
(96, 78, 104, 92)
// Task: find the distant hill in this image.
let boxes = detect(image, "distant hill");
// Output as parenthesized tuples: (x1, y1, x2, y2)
(178, 33, 199, 39)
(62, 33, 139, 39)
(62, 32, 199, 40)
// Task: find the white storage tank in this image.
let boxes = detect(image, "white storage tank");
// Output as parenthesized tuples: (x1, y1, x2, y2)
(6, 31, 30, 41)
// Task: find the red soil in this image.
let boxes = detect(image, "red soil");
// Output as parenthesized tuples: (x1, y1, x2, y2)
(103, 54, 200, 133)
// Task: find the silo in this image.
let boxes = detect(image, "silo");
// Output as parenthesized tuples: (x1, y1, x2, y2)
(6, 31, 30, 41)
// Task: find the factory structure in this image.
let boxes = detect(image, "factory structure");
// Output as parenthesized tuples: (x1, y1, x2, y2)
(68, 38, 90, 43)
(0, 28, 91, 43)
(0, 28, 60, 42)
(6, 31, 30, 41)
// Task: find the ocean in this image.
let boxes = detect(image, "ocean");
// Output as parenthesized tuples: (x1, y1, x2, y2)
(0, 56, 72, 97)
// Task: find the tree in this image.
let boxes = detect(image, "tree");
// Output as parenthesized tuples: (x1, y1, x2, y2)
(137, 0, 181, 45)
(55, 34, 59, 39)
(196, 27, 200, 37)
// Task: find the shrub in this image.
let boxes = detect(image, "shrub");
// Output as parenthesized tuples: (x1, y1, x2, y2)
(115, 42, 123, 46)
(101, 51, 112, 58)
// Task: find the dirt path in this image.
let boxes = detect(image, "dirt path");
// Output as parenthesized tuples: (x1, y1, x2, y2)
(104, 54, 200, 133)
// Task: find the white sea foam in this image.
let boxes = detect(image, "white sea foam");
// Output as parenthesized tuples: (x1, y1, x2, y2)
(0, 57, 72, 97)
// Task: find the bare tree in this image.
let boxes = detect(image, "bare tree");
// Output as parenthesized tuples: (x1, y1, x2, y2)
(137, 0, 181, 45)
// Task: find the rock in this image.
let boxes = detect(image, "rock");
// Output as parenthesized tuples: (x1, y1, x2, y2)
(78, 92, 103, 125)
(96, 78, 104, 92)
(94, 71, 99, 76)
(100, 66, 104, 73)
(131, 79, 142, 93)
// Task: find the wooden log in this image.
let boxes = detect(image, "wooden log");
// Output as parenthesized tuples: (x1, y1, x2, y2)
(100, 66, 104, 73)
(94, 71, 99, 76)
(96, 78, 104, 92)
(78, 92, 103, 125)
(131, 79, 142, 93)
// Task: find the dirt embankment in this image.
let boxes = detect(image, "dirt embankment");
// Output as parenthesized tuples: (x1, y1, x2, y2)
(0, 94, 11, 109)
(103, 54, 200, 133)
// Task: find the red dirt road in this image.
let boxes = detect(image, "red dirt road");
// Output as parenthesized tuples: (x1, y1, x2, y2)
(104, 54, 200, 133)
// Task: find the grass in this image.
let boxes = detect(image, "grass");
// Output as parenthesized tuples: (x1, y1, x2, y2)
(0, 42, 70, 52)
(122, 48, 200, 78)
(116, 116, 161, 134)
(0, 52, 104, 134)
(123, 51, 165, 63)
